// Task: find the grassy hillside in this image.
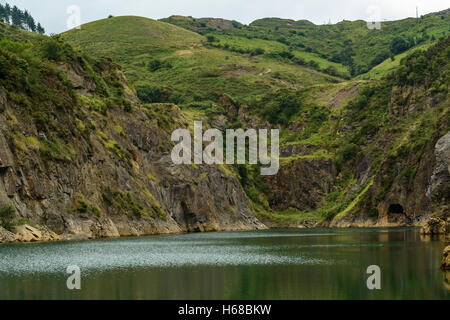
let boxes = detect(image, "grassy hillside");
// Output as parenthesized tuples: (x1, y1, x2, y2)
(163, 10, 450, 77)
(356, 42, 433, 80)
(62, 16, 341, 108)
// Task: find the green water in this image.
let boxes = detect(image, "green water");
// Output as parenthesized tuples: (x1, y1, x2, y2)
(0, 228, 448, 300)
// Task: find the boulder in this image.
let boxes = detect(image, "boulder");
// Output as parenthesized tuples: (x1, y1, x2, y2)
(430, 131, 450, 203)
(420, 217, 448, 235)
(12, 224, 61, 242)
(0, 226, 16, 243)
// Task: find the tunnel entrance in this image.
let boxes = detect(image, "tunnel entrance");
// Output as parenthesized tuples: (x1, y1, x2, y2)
(388, 204, 404, 214)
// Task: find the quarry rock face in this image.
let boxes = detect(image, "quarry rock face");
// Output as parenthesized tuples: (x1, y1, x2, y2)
(430, 131, 450, 204)
(0, 62, 265, 244)
(265, 158, 335, 212)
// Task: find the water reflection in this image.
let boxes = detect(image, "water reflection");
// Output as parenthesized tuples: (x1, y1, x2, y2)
(443, 271, 450, 291)
(0, 228, 448, 300)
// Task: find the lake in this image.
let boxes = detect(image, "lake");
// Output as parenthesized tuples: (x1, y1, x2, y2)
(0, 228, 448, 300)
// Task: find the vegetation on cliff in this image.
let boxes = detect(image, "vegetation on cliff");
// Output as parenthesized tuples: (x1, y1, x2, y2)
(0, 8, 449, 241)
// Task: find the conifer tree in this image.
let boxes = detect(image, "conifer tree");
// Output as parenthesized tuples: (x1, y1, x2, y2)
(0, 3, 44, 33)
(3, 3, 11, 23)
(11, 5, 23, 27)
(36, 22, 45, 34)
(0, 5, 5, 23)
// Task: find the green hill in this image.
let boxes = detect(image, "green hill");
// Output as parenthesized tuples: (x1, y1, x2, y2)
(163, 11, 450, 77)
(62, 16, 203, 56)
(62, 16, 341, 107)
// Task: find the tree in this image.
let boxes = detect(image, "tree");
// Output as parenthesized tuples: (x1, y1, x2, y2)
(37, 22, 45, 34)
(24, 10, 36, 32)
(4, 3, 11, 24)
(0, 5, 5, 23)
(11, 5, 23, 27)
(390, 37, 410, 55)
(0, 3, 43, 33)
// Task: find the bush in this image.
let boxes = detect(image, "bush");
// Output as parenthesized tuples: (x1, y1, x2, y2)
(0, 204, 16, 230)
(250, 48, 265, 56)
(136, 85, 167, 103)
(390, 37, 410, 55)
(206, 35, 217, 43)
(370, 50, 390, 68)
(278, 50, 294, 60)
(258, 89, 304, 125)
(40, 39, 62, 61)
(148, 59, 172, 72)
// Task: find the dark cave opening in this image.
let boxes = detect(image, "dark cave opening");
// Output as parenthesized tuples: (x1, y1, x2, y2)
(388, 204, 404, 214)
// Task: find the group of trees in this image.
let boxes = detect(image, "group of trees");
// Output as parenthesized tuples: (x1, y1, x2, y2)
(0, 2, 45, 34)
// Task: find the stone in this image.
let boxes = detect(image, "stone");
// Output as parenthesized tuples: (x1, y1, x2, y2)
(0, 226, 16, 243)
(420, 217, 448, 235)
(13, 224, 42, 242)
(430, 131, 450, 203)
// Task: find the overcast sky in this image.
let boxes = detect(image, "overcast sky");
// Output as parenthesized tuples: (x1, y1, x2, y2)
(3, 0, 449, 34)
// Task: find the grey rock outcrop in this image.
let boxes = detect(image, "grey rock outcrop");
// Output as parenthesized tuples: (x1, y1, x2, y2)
(0, 61, 266, 244)
(430, 131, 450, 203)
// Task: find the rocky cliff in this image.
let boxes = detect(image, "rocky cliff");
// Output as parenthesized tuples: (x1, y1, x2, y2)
(0, 29, 265, 243)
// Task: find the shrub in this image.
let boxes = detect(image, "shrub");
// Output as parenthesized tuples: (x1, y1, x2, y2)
(206, 35, 217, 43)
(148, 59, 172, 72)
(40, 39, 62, 61)
(278, 50, 294, 60)
(136, 85, 166, 103)
(250, 48, 265, 56)
(390, 37, 410, 55)
(0, 204, 16, 230)
(258, 89, 305, 125)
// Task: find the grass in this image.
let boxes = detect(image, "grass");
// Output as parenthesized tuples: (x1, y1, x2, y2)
(73, 194, 101, 217)
(269, 209, 323, 224)
(164, 12, 450, 77)
(62, 16, 342, 108)
(357, 42, 434, 80)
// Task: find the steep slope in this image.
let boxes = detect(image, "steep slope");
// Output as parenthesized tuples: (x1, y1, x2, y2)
(63, 15, 449, 230)
(251, 36, 449, 227)
(0, 23, 265, 243)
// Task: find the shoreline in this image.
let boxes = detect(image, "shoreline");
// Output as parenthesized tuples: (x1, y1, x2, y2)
(0, 222, 433, 245)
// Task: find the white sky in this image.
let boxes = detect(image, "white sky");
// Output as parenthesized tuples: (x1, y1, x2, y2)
(3, 0, 449, 34)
